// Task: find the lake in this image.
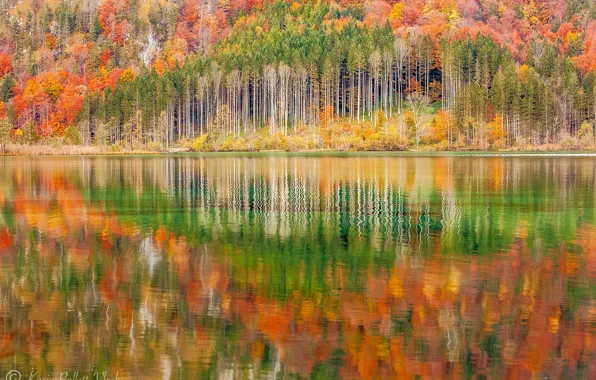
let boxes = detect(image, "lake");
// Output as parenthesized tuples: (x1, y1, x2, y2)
(0, 154, 594, 379)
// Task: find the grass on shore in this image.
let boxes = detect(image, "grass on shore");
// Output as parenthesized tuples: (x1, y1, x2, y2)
(0, 143, 169, 156)
(2, 141, 595, 157)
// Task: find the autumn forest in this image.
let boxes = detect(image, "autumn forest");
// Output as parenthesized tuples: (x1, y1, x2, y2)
(0, 0, 594, 152)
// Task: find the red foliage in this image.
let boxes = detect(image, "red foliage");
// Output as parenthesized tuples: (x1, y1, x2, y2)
(0, 52, 12, 77)
(106, 68, 124, 90)
(400, 0, 425, 25)
(12, 71, 85, 136)
(98, 0, 130, 44)
(572, 21, 596, 74)
(421, 10, 449, 38)
(556, 20, 578, 55)
(49, 85, 85, 135)
(362, 0, 392, 28)
(230, 0, 254, 15)
(100, 49, 114, 67)
(0, 228, 13, 250)
(175, 0, 203, 51)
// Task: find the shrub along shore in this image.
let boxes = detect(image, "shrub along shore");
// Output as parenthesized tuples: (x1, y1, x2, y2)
(2, 123, 595, 156)
(2, 108, 595, 155)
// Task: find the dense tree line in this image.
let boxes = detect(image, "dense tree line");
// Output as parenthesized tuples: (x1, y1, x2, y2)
(81, 1, 595, 149)
(0, 0, 595, 149)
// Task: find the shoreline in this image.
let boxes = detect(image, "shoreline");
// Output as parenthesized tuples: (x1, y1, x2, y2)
(2, 144, 596, 157)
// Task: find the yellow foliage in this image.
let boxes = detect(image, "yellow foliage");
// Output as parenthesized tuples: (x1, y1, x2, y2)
(577, 121, 594, 139)
(120, 68, 135, 82)
(404, 111, 415, 128)
(376, 109, 385, 131)
(523, 0, 540, 25)
(388, 3, 403, 21)
(41, 74, 63, 102)
(489, 114, 506, 146)
(565, 31, 578, 44)
(389, 272, 403, 298)
(100, 66, 109, 80)
(190, 134, 210, 152)
(448, 8, 460, 23)
(519, 64, 529, 80)
(497, 1, 507, 17)
(404, 111, 416, 140)
(221, 135, 237, 151)
(431, 110, 451, 142)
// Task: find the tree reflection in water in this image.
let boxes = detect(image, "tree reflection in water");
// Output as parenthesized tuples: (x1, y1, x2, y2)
(0, 155, 594, 379)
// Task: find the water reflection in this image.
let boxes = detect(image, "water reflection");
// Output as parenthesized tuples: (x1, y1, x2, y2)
(0, 155, 595, 379)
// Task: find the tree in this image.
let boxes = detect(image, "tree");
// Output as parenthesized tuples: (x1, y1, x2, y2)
(0, 74, 15, 102)
(431, 110, 451, 143)
(488, 113, 506, 147)
(0, 53, 12, 77)
(0, 102, 10, 153)
(407, 92, 429, 147)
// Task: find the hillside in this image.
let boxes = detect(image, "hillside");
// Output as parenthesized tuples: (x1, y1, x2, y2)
(0, 0, 595, 152)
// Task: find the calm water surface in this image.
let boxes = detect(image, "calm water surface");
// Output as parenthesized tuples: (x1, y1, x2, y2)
(0, 154, 594, 379)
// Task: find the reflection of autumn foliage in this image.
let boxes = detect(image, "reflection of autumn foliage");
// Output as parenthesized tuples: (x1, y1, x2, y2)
(0, 159, 595, 378)
(0, 228, 13, 249)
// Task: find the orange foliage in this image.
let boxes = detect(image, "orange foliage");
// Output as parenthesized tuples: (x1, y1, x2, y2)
(430, 109, 451, 142)
(363, 0, 391, 28)
(318, 104, 335, 146)
(405, 77, 423, 94)
(153, 58, 167, 76)
(4, 161, 596, 379)
(0, 52, 12, 77)
(105, 68, 124, 89)
(98, 0, 130, 44)
(0, 228, 13, 249)
(519, 64, 529, 80)
(572, 21, 596, 74)
(176, 0, 201, 51)
(12, 71, 85, 136)
(489, 113, 506, 145)
(45, 34, 57, 49)
(165, 38, 188, 69)
(100, 49, 113, 67)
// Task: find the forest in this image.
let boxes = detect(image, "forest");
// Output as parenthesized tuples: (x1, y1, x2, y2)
(0, 0, 595, 152)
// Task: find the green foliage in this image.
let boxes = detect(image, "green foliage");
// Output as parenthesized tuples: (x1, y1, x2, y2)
(146, 141, 162, 152)
(0, 74, 15, 102)
(577, 121, 594, 139)
(577, 121, 594, 148)
(2, 0, 594, 152)
(63, 125, 81, 145)
(0, 117, 10, 153)
(21, 122, 40, 144)
(94, 123, 108, 146)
